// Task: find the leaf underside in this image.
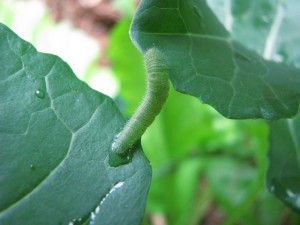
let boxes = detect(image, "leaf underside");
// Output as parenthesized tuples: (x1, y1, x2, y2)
(0, 23, 151, 225)
(130, 0, 300, 120)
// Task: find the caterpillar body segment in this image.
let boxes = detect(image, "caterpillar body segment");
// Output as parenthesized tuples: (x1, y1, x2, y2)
(112, 48, 170, 155)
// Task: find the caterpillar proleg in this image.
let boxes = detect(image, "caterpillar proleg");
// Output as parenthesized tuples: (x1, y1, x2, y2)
(112, 48, 170, 155)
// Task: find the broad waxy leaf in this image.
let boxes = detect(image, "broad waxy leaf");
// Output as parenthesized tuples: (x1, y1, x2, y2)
(130, 0, 300, 120)
(267, 112, 300, 213)
(0, 23, 151, 225)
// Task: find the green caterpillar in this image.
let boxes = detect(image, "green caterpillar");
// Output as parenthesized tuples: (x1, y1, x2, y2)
(112, 48, 170, 155)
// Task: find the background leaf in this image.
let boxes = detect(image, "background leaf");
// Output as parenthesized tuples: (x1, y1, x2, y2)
(130, 0, 300, 120)
(207, 0, 300, 65)
(0, 22, 151, 225)
(267, 112, 300, 213)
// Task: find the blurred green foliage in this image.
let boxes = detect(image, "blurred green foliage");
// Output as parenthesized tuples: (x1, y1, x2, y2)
(108, 17, 300, 225)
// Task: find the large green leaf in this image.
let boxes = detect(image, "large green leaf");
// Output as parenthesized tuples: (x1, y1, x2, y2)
(267, 112, 300, 213)
(130, 0, 300, 120)
(0, 22, 151, 225)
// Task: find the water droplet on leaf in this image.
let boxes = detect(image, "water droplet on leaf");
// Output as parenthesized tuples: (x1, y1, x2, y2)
(69, 218, 82, 225)
(270, 178, 300, 213)
(91, 212, 96, 220)
(274, 49, 288, 63)
(259, 107, 274, 119)
(273, 54, 283, 62)
(30, 164, 35, 171)
(253, 14, 271, 27)
(35, 89, 45, 99)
